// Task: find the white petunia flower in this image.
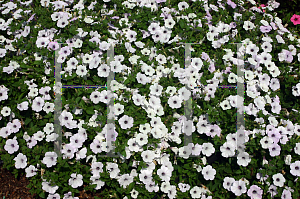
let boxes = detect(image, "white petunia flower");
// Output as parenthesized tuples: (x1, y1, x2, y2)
(157, 165, 172, 182)
(231, 180, 247, 196)
(69, 173, 83, 188)
(228, 73, 237, 83)
(32, 97, 45, 112)
(165, 18, 175, 29)
(178, 145, 192, 159)
(220, 141, 235, 158)
(118, 115, 134, 129)
(201, 143, 215, 157)
(82, 53, 93, 64)
(223, 177, 235, 191)
(14, 153, 27, 169)
(272, 173, 285, 187)
(90, 90, 101, 104)
(168, 95, 183, 109)
(76, 65, 87, 77)
(84, 16, 94, 24)
(190, 186, 204, 198)
(1, 106, 11, 117)
(202, 165, 216, 180)
(114, 103, 124, 116)
(57, 18, 69, 28)
(98, 63, 110, 77)
(25, 165, 38, 178)
(237, 152, 251, 167)
(118, 173, 134, 189)
(43, 123, 54, 135)
(220, 99, 231, 110)
(139, 169, 153, 185)
(43, 102, 54, 114)
(41, 152, 58, 168)
(136, 133, 148, 146)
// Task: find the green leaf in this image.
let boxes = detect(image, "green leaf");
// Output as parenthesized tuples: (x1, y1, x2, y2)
(86, 80, 94, 85)
(211, 181, 219, 191)
(26, 43, 31, 50)
(63, 161, 70, 168)
(117, 187, 123, 194)
(75, 96, 81, 104)
(62, 187, 69, 192)
(183, 163, 190, 169)
(235, 169, 241, 174)
(123, 78, 131, 85)
(39, 191, 45, 198)
(178, 165, 182, 173)
(127, 182, 134, 191)
(26, 183, 32, 189)
(24, 118, 32, 125)
(267, 170, 273, 175)
(69, 25, 77, 35)
(86, 106, 95, 115)
(79, 98, 85, 108)
(73, 188, 80, 193)
(43, 113, 52, 118)
(288, 180, 293, 187)
(179, 19, 186, 29)
(61, 95, 66, 103)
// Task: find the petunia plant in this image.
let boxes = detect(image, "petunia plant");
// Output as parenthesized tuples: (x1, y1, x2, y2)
(0, 0, 300, 199)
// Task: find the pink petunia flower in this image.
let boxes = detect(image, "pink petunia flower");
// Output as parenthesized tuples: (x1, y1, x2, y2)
(291, 14, 300, 25)
(259, 4, 266, 13)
